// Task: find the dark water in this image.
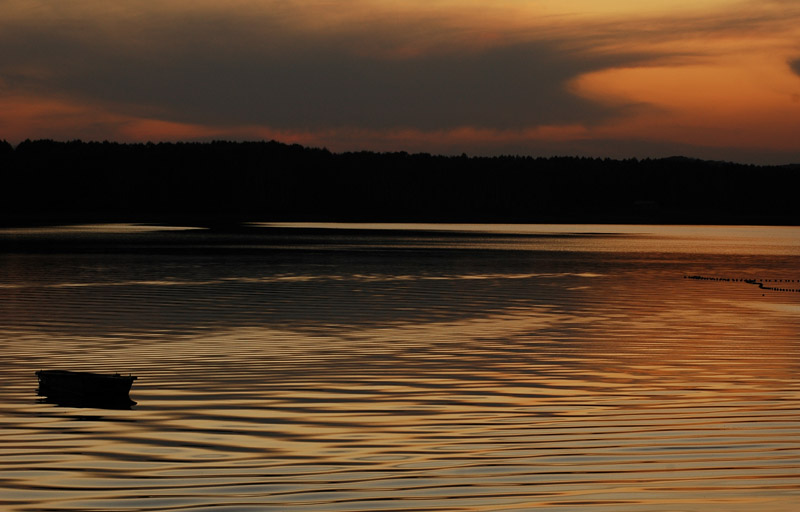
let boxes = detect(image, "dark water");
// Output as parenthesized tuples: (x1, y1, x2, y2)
(1, 224, 799, 511)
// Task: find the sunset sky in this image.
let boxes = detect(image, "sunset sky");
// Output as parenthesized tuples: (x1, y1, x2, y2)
(2, 0, 799, 163)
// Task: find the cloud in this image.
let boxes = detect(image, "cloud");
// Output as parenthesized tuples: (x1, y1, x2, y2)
(1, 0, 799, 163)
(92, 42, 635, 130)
(0, 1, 648, 133)
(790, 58, 800, 77)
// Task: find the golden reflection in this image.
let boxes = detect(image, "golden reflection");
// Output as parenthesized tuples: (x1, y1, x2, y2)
(2, 226, 800, 511)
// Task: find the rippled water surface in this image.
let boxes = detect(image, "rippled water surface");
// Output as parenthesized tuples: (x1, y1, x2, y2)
(1, 224, 799, 511)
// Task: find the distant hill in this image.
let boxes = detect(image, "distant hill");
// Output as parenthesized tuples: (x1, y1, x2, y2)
(1, 139, 798, 226)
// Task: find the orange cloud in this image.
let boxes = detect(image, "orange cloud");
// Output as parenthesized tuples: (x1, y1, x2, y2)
(571, 52, 800, 151)
(0, 94, 216, 143)
(116, 119, 219, 141)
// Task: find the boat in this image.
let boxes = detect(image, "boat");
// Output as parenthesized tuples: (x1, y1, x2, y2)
(36, 370, 137, 408)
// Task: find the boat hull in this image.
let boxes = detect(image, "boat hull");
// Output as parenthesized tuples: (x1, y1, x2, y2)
(36, 370, 137, 408)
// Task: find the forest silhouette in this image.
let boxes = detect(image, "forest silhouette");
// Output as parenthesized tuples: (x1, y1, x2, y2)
(1, 139, 798, 226)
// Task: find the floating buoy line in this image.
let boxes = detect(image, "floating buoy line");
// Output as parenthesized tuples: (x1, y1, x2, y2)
(684, 275, 800, 293)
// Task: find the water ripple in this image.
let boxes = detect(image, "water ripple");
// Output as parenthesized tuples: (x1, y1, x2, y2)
(2, 229, 800, 511)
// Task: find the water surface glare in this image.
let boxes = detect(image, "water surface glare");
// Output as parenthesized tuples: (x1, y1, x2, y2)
(1, 224, 799, 511)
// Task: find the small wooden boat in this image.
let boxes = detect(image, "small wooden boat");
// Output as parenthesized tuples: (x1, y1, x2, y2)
(36, 370, 137, 407)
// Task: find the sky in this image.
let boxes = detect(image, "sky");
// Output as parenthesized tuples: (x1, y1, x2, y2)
(1, 0, 799, 164)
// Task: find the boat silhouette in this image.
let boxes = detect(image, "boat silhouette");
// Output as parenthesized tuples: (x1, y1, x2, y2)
(36, 370, 137, 408)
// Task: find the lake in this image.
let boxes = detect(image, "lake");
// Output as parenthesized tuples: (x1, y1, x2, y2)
(1, 223, 799, 511)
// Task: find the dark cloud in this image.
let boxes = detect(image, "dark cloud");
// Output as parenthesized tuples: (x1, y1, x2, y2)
(790, 58, 800, 77)
(0, 13, 644, 131)
(100, 44, 639, 130)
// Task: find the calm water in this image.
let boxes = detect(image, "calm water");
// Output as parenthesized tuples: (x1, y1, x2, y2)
(1, 224, 799, 511)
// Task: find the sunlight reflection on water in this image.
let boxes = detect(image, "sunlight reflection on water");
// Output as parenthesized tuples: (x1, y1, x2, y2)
(1, 224, 799, 511)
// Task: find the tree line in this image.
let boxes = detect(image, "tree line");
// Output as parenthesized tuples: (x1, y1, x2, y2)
(1, 139, 798, 225)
